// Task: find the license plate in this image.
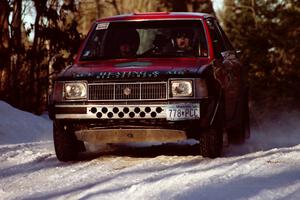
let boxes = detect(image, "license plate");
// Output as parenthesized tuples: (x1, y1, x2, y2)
(166, 103, 200, 121)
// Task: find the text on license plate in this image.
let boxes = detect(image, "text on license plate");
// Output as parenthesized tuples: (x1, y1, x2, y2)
(166, 103, 200, 121)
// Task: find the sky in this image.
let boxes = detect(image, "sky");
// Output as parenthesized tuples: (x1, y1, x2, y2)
(212, 0, 224, 11)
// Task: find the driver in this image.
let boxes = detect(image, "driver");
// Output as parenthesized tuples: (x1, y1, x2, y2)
(173, 29, 193, 53)
(118, 29, 140, 58)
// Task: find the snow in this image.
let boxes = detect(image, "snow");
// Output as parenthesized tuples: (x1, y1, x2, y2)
(1, 100, 300, 200)
(0, 101, 52, 145)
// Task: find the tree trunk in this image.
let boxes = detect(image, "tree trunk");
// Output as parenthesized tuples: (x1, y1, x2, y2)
(0, 1, 10, 49)
(31, 0, 43, 113)
(11, 0, 22, 105)
(0, 0, 11, 99)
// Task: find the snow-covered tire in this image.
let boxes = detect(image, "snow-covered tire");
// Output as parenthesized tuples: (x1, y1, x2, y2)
(53, 121, 79, 162)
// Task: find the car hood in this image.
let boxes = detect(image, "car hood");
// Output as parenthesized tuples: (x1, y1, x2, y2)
(58, 57, 212, 81)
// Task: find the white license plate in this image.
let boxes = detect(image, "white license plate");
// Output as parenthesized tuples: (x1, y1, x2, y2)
(166, 103, 200, 121)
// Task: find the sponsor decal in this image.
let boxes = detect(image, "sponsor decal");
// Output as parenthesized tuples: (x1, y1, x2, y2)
(71, 69, 193, 79)
(96, 23, 110, 30)
(72, 71, 160, 79)
(167, 70, 186, 75)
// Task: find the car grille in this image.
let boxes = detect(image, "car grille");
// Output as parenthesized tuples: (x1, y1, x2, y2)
(88, 82, 167, 101)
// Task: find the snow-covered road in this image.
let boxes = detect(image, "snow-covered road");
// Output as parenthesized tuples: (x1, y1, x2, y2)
(1, 100, 300, 200)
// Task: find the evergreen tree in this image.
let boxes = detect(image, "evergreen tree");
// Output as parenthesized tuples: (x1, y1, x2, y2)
(220, 0, 300, 108)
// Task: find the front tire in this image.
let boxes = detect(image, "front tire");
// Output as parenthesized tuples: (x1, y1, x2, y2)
(53, 121, 80, 162)
(199, 129, 223, 158)
(199, 99, 224, 158)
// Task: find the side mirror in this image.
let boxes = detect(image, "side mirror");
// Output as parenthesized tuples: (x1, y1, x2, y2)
(236, 50, 242, 57)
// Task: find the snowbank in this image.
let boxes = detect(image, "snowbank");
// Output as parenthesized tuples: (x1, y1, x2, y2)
(0, 101, 52, 144)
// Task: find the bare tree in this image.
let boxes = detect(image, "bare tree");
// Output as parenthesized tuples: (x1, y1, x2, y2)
(0, 1, 10, 99)
(10, 0, 22, 104)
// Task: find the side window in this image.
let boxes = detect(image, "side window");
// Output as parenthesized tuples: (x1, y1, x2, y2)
(206, 18, 226, 57)
(81, 29, 106, 60)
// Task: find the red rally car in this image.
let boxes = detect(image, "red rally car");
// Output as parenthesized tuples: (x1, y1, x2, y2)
(48, 12, 250, 161)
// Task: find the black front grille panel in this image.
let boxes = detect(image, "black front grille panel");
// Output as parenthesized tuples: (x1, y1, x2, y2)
(88, 82, 167, 101)
(141, 83, 167, 99)
(89, 84, 114, 100)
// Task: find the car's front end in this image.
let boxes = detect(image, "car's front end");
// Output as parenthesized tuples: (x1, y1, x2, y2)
(49, 60, 222, 142)
(49, 12, 228, 161)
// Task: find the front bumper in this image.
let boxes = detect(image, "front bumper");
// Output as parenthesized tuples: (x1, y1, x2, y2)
(51, 99, 218, 142)
(54, 103, 201, 121)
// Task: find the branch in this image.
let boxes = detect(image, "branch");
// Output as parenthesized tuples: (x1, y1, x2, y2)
(105, 0, 121, 15)
(225, 3, 257, 29)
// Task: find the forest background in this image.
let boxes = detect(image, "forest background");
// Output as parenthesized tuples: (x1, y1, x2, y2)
(0, 0, 299, 120)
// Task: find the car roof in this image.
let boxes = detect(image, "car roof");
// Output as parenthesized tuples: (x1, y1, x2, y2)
(96, 12, 215, 22)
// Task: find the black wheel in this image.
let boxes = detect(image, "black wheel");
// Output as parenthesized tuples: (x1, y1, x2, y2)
(228, 94, 250, 144)
(53, 121, 80, 162)
(199, 129, 223, 158)
(199, 100, 224, 158)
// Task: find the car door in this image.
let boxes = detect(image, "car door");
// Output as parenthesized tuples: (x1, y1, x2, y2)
(206, 18, 244, 124)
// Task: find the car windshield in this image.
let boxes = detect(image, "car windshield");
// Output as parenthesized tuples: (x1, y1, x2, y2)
(80, 20, 208, 61)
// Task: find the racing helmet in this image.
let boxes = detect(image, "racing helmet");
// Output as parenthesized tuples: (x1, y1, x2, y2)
(118, 29, 140, 54)
(171, 28, 194, 48)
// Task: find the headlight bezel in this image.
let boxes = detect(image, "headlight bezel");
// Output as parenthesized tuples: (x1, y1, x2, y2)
(169, 78, 208, 99)
(63, 81, 88, 100)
